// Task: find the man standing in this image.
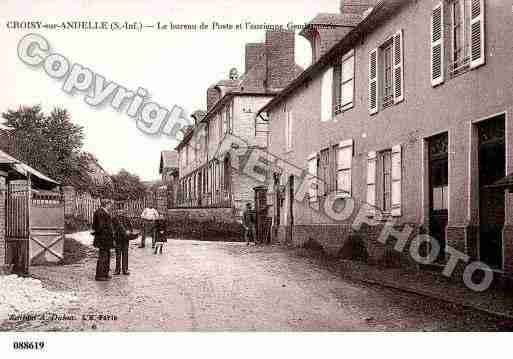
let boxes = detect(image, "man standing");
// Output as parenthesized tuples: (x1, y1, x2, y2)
(112, 210, 130, 276)
(92, 199, 115, 281)
(139, 207, 159, 248)
(242, 203, 256, 246)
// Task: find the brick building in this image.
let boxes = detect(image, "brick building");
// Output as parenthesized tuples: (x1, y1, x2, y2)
(174, 30, 302, 216)
(258, 0, 513, 274)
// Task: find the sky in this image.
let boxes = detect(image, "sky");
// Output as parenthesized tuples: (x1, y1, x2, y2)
(0, 0, 340, 181)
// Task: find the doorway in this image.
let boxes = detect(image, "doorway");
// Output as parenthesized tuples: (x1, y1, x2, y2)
(477, 115, 505, 269)
(428, 132, 448, 262)
(287, 175, 294, 244)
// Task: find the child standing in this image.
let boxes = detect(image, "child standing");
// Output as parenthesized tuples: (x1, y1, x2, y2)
(154, 216, 167, 254)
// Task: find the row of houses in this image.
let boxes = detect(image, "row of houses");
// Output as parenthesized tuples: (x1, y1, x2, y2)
(162, 0, 513, 275)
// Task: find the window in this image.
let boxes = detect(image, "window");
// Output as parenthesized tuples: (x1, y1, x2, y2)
(337, 140, 353, 197)
(285, 106, 293, 151)
(382, 41, 394, 108)
(367, 145, 402, 217)
(382, 150, 392, 212)
(431, 0, 485, 85)
(226, 103, 233, 134)
(218, 113, 224, 140)
(318, 148, 330, 196)
(335, 50, 355, 114)
(452, 0, 468, 70)
(340, 53, 355, 110)
(368, 30, 403, 114)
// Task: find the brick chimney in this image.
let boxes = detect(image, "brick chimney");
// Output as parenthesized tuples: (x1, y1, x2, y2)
(265, 30, 295, 90)
(245, 43, 266, 73)
(206, 86, 220, 111)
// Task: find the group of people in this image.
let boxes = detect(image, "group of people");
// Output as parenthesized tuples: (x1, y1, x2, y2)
(92, 199, 133, 281)
(92, 200, 259, 281)
(92, 200, 167, 281)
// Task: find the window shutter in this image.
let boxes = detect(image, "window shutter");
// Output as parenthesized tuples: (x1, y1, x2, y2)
(307, 153, 318, 202)
(368, 48, 378, 114)
(470, 0, 485, 69)
(431, 3, 444, 86)
(366, 151, 377, 216)
(321, 67, 334, 122)
(393, 29, 404, 103)
(391, 145, 402, 217)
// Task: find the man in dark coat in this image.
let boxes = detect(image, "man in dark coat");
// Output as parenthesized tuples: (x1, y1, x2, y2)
(112, 211, 131, 275)
(92, 199, 115, 281)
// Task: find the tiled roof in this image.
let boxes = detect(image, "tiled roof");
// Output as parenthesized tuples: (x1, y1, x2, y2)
(304, 12, 363, 26)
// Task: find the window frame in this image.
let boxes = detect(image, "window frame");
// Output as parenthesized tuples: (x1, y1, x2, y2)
(450, 0, 471, 74)
(381, 39, 395, 109)
(336, 140, 353, 197)
(381, 150, 392, 213)
(335, 49, 355, 114)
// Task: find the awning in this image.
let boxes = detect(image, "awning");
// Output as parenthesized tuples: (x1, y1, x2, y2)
(0, 149, 60, 186)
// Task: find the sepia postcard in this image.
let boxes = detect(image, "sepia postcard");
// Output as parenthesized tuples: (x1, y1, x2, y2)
(0, 0, 512, 357)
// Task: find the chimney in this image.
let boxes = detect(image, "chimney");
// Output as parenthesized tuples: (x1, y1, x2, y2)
(245, 43, 266, 73)
(206, 86, 220, 111)
(340, 0, 377, 14)
(265, 30, 295, 90)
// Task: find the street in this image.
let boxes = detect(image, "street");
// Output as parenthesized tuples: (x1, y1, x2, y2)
(2, 235, 513, 331)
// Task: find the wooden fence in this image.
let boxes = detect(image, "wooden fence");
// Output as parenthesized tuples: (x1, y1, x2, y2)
(63, 186, 167, 224)
(63, 187, 101, 224)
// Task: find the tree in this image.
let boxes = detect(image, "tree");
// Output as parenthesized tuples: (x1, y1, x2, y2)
(2, 105, 95, 193)
(110, 169, 148, 201)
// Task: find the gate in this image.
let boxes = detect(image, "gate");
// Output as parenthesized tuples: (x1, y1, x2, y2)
(30, 190, 65, 265)
(5, 180, 30, 275)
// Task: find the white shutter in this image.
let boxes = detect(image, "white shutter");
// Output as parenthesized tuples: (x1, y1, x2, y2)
(368, 48, 379, 114)
(431, 3, 444, 86)
(321, 67, 333, 122)
(366, 151, 377, 216)
(307, 153, 318, 202)
(470, 0, 485, 69)
(393, 29, 404, 103)
(391, 145, 402, 217)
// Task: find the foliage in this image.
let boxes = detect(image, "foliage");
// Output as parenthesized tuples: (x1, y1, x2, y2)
(2, 105, 149, 200)
(1, 105, 107, 194)
(110, 169, 148, 201)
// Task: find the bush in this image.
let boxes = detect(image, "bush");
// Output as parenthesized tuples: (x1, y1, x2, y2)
(164, 217, 243, 242)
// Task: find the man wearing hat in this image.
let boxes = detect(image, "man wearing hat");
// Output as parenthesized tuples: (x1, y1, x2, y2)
(92, 199, 115, 281)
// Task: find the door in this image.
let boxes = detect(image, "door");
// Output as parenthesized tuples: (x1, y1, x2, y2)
(287, 175, 294, 244)
(428, 133, 449, 262)
(478, 116, 505, 269)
